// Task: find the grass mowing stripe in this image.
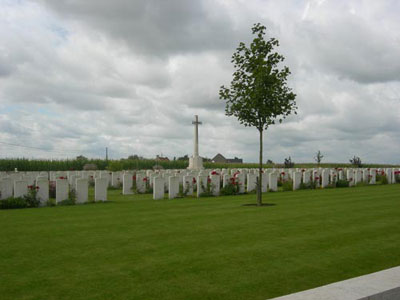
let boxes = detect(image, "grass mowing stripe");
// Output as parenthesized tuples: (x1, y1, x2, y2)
(0, 184, 399, 300)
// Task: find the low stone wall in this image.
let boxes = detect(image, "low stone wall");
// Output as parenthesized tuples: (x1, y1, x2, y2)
(268, 266, 400, 300)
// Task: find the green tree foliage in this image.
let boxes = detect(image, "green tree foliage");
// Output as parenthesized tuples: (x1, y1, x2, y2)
(350, 156, 362, 168)
(314, 150, 324, 165)
(177, 155, 189, 161)
(284, 156, 295, 168)
(219, 23, 297, 205)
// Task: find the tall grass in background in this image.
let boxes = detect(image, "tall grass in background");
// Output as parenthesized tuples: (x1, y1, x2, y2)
(0, 158, 398, 171)
(0, 158, 106, 171)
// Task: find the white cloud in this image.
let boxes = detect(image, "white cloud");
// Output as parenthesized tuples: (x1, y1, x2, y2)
(0, 0, 399, 164)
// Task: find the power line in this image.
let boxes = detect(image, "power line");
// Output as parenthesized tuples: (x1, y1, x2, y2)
(0, 141, 88, 155)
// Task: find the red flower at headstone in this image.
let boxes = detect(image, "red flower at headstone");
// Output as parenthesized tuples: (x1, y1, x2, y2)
(207, 177, 211, 183)
(133, 175, 136, 180)
(211, 171, 219, 175)
(36, 186, 40, 190)
(192, 178, 197, 184)
(28, 185, 33, 190)
(143, 177, 148, 182)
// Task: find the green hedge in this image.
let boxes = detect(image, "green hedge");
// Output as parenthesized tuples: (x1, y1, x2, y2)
(0, 158, 398, 172)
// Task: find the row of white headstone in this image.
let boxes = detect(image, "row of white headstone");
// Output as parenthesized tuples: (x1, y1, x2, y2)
(0, 167, 398, 203)
(0, 176, 108, 205)
(292, 167, 399, 188)
(145, 167, 399, 200)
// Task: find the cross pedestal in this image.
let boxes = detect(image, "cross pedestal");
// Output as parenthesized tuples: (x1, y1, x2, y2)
(188, 115, 204, 170)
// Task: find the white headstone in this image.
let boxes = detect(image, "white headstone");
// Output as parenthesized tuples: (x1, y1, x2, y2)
(386, 169, 393, 184)
(111, 172, 122, 188)
(330, 170, 337, 185)
(76, 178, 88, 204)
(394, 169, 399, 183)
(269, 173, 278, 192)
(369, 169, 376, 184)
(23, 176, 35, 186)
(36, 176, 48, 183)
(236, 173, 245, 194)
(168, 176, 180, 199)
(69, 175, 78, 188)
(122, 173, 133, 195)
(260, 173, 268, 193)
(39, 172, 48, 179)
(321, 170, 329, 188)
(362, 169, 369, 182)
(284, 169, 290, 181)
(311, 171, 319, 188)
(222, 174, 231, 188)
(56, 179, 69, 203)
(95, 178, 107, 202)
(247, 174, 257, 193)
(338, 170, 344, 180)
(196, 175, 208, 197)
(14, 180, 28, 198)
(36, 179, 49, 205)
(136, 173, 146, 193)
(182, 176, 194, 196)
(354, 169, 362, 184)
(303, 170, 311, 185)
(347, 170, 355, 187)
(0, 178, 13, 199)
(100, 172, 112, 187)
(153, 177, 164, 200)
(293, 172, 302, 190)
(210, 174, 220, 196)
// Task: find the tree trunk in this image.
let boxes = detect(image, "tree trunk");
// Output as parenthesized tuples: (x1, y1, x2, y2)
(257, 128, 263, 206)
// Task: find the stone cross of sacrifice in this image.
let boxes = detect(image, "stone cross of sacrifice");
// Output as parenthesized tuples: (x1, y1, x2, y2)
(192, 115, 202, 157)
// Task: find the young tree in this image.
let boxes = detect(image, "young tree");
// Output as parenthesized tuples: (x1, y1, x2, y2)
(314, 150, 324, 166)
(349, 156, 362, 168)
(284, 156, 295, 168)
(219, 23, 297, 206)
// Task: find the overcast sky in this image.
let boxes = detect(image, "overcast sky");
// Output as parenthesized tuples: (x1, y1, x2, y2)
(1, 0, 399, 164)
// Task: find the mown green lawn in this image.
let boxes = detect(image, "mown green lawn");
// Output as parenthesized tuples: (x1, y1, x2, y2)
(1, 184, 399, 300)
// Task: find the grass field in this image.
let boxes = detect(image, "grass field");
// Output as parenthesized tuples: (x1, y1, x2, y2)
(1, 185, 400, 300)
(1, 157, 399, 171)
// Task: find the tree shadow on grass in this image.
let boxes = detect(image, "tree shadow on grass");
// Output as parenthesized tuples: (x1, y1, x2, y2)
(242, 203, 276, 207)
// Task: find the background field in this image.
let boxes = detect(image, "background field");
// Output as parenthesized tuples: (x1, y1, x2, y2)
(1, 185, 400, 300)
(0, 157, 399, 171)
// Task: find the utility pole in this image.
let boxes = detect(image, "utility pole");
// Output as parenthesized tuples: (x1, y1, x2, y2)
(106, 147, 108, 161)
